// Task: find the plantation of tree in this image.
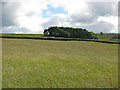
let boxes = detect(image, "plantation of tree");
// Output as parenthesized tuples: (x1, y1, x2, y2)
(44, 26, 97, 39)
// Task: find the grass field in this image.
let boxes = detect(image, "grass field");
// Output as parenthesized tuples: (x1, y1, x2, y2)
(0, 33, 44, 37)
(1, 33, 119, 43)
(97, 33, 119, 42)
(2, 38, 118, 88)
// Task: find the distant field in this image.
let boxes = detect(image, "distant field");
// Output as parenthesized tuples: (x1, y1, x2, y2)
(0, 33, 119, 43)
(0, 33, 44, 37)
(2, 38, 118, 88)
(97, 33, 119, 42)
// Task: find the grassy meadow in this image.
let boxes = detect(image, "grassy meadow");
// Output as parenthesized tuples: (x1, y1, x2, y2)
(2, 38, 118, 88)
(1, 33, 44, 37)
(1, 33, 119, 43)
(97, 33, 119, 42)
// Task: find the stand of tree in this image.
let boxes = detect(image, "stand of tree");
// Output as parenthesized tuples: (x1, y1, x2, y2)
(44, 26, 97, 39)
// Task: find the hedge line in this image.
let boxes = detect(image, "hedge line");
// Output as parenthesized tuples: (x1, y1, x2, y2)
(0, 36, 119, 44)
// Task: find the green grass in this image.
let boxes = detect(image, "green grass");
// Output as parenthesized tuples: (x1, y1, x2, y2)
(2, 38, 118, 88)
(97, 33, 119, 42)
(97, 33, 115, 40)
(1, 33, 119, 43)
(0, 33, 44, 37)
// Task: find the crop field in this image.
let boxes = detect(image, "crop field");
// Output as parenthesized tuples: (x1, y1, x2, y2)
(2, 38, 118, 88)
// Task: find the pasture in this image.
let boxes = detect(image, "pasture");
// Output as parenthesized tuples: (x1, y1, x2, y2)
(1, 33, 119, 43)
(2, 38, 118, 88)
(1, 34, 44, 37)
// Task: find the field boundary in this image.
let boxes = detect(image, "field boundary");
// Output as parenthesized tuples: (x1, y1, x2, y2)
(0, 36, 119, 44)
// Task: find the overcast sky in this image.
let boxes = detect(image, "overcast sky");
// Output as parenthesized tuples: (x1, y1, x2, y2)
(0, 0, 119, 34)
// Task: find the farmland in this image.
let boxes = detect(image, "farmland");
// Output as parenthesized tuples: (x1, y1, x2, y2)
(0, 33, 44, 37)
(0, 33, 119, 44)
(2, 38, 118, 88)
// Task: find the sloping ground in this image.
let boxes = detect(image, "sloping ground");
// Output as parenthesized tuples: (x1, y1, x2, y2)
(2, 39, 118, 88)
(97, 33, 119, 40)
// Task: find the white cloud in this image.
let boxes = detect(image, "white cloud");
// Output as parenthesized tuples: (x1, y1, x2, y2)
(98, 16, 118, 33)
(98, 16, 118, 26)
(84, 21, 115, 33)
(1, 0, 119, 34)
(45, 11, 52, 16)
(2, 2, 20, 27)
(2, 26, 30, 33)
(15, 1, 49, 33)
(2, 1, 50, 33)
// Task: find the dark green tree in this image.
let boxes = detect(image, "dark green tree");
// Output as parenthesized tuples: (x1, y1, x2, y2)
(100, 32, 103, 35)
(44, 26, 97, 39)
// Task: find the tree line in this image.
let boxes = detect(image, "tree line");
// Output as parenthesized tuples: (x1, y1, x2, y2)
(44, 26, 97, 39)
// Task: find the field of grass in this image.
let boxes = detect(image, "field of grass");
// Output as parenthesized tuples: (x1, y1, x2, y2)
(1, 33, 119, 43)
(0, 33, 44, 37)
(97, 33, 119, 42)
(2, 38, 118, 88)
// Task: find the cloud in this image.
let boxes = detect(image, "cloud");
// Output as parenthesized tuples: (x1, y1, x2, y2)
(84, 21, 115, 33)
(42, 2, 118, 33)
(2, 2, 21, 27)
(2, 1, 49, 33)
(42, 14, 70, 28)
(25, 11, 35, 17)
(1, 0, 118, 34)
(2, 26, 30, 33)
(87, 2, 117, 16)
(69, 13, 97, 24)
(98, 16, 118, 33)
(68, 2, 118, 25)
